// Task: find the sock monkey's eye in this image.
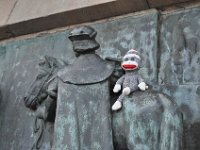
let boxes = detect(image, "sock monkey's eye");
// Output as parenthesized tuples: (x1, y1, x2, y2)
(131, 57, 135, 61)
(124, 58, 129, 61)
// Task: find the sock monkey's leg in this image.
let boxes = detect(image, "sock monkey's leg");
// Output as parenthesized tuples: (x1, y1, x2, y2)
(117, 94, 125, 102)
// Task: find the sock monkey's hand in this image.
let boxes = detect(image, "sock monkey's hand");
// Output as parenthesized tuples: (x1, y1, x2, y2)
(138, 82, 146, 91)
(113, 84, 121, 93)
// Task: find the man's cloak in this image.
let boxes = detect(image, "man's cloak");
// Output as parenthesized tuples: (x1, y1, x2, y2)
(52, 54, 114, 150)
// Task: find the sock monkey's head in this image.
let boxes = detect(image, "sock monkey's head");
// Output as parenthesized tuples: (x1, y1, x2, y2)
(121, 49, 141, 71)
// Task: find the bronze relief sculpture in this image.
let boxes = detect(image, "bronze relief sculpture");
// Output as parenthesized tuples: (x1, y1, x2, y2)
(24, 26, 183, 150)
(53, 26, 115, 150)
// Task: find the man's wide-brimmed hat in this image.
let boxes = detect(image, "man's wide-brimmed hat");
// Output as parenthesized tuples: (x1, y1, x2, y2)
(68, 26, 97, 41)
(68, 26, 100, 54)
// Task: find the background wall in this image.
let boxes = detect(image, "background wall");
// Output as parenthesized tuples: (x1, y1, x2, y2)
(0, 4, 199, 150)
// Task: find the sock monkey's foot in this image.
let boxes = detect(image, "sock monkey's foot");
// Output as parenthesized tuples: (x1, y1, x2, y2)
(112, 101, 122, 111)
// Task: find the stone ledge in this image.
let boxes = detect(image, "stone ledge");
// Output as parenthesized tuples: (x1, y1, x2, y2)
(0, 0, 197, 40)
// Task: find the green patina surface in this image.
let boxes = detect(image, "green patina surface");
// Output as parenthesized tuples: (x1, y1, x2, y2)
(0, 6, 199, 150)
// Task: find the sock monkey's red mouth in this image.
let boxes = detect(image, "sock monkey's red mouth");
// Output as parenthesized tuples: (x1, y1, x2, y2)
(122, 64, 137, 70)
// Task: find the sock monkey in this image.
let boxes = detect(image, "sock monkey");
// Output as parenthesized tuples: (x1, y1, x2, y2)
(112, 49, 148, 111)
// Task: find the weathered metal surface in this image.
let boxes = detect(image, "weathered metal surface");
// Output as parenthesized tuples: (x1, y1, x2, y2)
(0, 5, 199, 150)
(0, 33, 75, 150)
(0, 10, 158, 149)
(95, 9, 158, 84)
(159, 7, 200, 85)
(52, 26, 115, 150)
(53, 81, 113, 150)
(58, 54, 114, 84)
(158, 7, 200, 150)
(112, 90, 183, 150)
(158, 85, 200, 150)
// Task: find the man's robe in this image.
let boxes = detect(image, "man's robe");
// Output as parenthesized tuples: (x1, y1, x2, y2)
(52, 54, 114, 150)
